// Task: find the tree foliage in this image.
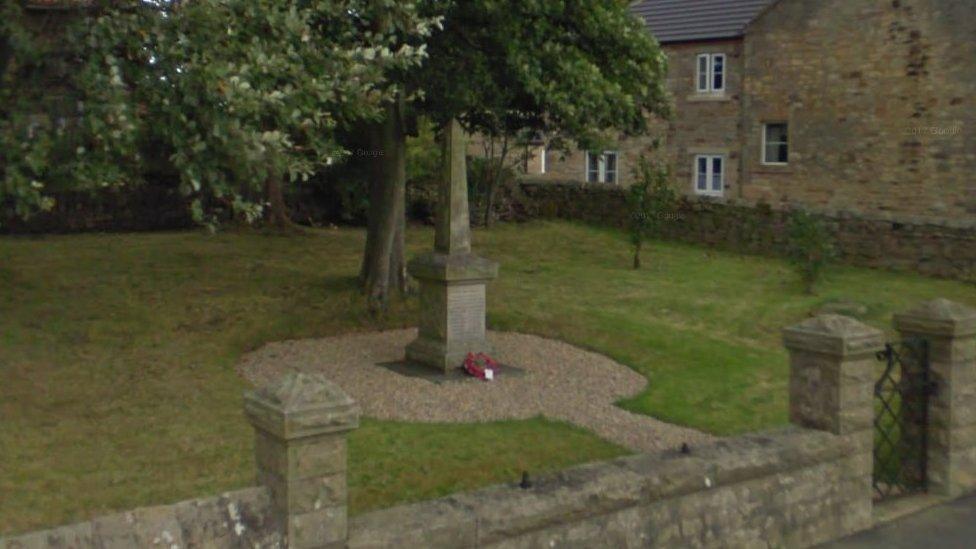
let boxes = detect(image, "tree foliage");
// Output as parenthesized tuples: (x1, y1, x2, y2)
(1, 0, 436, 226)
(1, 1, 142, 221)
(358, 0, 672, 305)
(416, 0, 670, 147)
(786, 209, 837, 294)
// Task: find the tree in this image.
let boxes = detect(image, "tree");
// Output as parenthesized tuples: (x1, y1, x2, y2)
(2, 0, 435, 229)
(470, 130, 531, 227)
(786, 209, 837, 294)
(627, 156, 676, 269)
(359, 0, 670, 305)
(1, 1, 142, 223)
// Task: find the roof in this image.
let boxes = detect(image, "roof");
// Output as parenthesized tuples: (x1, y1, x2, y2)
(630, 0, 777, 44)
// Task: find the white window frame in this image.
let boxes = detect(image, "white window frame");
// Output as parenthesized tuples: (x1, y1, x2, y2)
(696, 53, 726, 94)
(693, 154, 725, 197)
(761, 122, 789, 165)
(540, 147, 547, 174)
(585, 151, 619, 184)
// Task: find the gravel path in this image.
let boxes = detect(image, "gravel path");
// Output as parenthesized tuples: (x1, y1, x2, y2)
(237, 329, 713, 453)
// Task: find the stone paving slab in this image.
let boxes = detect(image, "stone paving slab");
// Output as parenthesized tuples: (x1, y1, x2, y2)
(821, 493, 976, 549)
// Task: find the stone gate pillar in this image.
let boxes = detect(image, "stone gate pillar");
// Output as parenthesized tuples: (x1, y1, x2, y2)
(407, 119, 498, 372)
(784, 314, 884, 436)
(894, 299, 976, 497)
(783, 314, 883, 530)
(244, 373, 360, 549)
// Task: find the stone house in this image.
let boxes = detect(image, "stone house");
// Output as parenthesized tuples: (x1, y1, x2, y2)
(512, 0, 976, 225)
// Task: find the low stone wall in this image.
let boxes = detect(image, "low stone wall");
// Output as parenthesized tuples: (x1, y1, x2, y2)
(0, 488, 281, 548)
(514, 180, 976, 280)
(0, 430, 867, 549)
(349, 428, 868, 548)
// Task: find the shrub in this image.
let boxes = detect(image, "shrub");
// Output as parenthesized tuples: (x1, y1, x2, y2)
(786, 209, 837, 294)
(626, 157, 676, 269)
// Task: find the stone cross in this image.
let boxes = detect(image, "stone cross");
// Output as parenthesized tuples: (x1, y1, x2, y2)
(406, 119, 498, 372)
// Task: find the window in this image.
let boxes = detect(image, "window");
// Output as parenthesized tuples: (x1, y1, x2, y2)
(696, 53, 726, 93)
(586, 151, 618, 184)
(694, 155, 725, 196)
(762, 123, 789, 164)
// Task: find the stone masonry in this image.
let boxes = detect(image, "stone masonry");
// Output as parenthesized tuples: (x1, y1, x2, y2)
(244, 372, 360, 549)
(782, 314, 883, 532)
(894, 299, 976, 497)
(515, 181, 976, 280)
(408, 119, 499, 372)
(505, 0, 976, 226)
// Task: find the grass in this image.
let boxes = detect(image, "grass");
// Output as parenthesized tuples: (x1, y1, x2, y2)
(1, 220, 973, 535)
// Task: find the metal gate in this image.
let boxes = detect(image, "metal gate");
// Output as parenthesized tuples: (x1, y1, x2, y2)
(873, 338, 933, 501)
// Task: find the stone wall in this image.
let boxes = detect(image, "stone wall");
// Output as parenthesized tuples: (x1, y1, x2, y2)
(0, 429, 871, 549)
(0, 488, 281, 548)
(349, 428, 869, 548)
(515, 181, 976, 280)
(501, 0, 976, 224)
(510, 39, 743, 192)
(741, 0, 976, 221)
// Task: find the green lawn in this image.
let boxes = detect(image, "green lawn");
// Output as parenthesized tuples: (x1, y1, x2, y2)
(1, 221, 973, 535)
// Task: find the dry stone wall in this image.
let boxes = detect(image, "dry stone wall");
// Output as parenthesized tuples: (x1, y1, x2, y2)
(515, 181, 976, 280)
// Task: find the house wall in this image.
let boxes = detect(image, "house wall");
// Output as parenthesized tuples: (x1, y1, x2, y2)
(520, 40, 744, 192)
(507, 0, 976, 226)
(741, 0, 976, 222)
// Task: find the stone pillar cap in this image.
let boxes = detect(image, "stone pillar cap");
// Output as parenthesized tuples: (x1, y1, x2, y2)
(894, 298, 976, 337)
(783, 314, 884, 357)
(244, 372, 359, 440)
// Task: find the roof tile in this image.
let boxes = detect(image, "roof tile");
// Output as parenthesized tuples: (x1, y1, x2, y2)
(630, 0, 777, 43)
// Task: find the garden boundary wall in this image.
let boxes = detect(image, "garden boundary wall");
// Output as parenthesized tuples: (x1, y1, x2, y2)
(513, 180, 976, 280)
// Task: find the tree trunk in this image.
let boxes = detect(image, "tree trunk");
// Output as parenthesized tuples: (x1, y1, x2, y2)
(264, 173, 298, 231)
(483, 138, 509, 227)
(483, 159, 496, 227)
(360, 95, 407, 310)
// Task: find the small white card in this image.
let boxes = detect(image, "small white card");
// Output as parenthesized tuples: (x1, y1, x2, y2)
(484, 369, 494, 380)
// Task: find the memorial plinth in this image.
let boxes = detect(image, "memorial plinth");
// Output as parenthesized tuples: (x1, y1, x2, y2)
(406, 119, 498, 372)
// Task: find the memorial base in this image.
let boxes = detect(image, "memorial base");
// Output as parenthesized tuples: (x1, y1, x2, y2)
(406, 252, 498, 373)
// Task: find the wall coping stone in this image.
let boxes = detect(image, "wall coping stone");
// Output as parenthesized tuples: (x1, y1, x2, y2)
(349, 427, 848, 547)
(893, 298, 976, 338)
(244, 372, 360, 440)
(783, 314, 885, 358)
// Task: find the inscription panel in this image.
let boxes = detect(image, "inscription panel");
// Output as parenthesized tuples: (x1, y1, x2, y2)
(446, 284, 485, 342)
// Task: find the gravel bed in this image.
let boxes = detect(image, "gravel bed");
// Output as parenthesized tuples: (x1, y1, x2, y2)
(237, 329, 714, 453)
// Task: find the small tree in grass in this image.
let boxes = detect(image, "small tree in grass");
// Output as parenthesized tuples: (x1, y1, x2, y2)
(786, 209, 837, 294)
(626, 157, 676, 269)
